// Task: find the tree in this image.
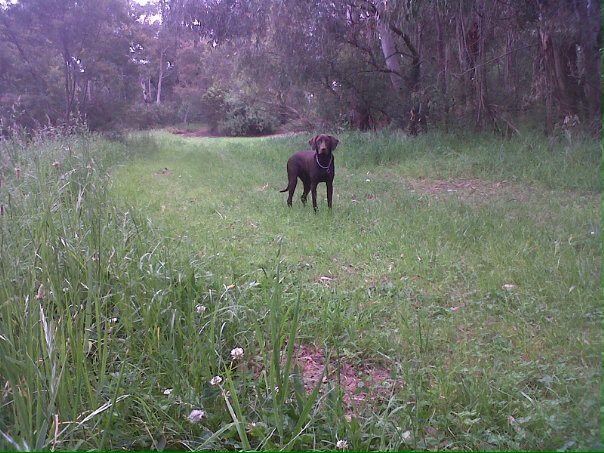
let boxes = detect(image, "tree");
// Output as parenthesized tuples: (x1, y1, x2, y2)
(536, 0, 602, 133)
(1, 0, 601, 135)
(1, 0, 134, 129)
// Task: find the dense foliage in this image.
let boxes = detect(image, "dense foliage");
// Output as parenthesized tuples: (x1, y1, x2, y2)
(1, 0, 602, 135)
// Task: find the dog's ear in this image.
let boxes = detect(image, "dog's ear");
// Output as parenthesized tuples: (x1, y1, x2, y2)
(328, 136, 339, 151)
(308, 135, 318, 151)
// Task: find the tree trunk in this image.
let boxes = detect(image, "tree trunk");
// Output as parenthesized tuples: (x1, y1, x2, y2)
(576, 0, 603, 125)
(455, 11, 473, 116)
(504, 30, 518, 104)
(376, 14, 413, 127)
(539, 29, 576, 129)
(473, 4, 497, 132)
(456, 1, 497, 132)
(377, 19, 404, 97)
(62, 52, 76, 127)
(536, 1, 591, 132)
(436, 5, 450, 130)
(156, 48, 165, 104)
(140, 78, 151, 104)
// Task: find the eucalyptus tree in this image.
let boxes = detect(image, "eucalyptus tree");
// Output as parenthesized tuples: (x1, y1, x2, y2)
(1, 0, 134, 129)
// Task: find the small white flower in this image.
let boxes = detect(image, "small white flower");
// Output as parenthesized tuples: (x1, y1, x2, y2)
(163, 388, 173, 395)
(195, 304, 206, 314)
(188, 409, 206, 424)
(502, 283, 516, 291)
(401, 430, 412, 440)
(210, 376, 223, 385)
(336, 439, 348, 450)
(230, 347, 244, 360)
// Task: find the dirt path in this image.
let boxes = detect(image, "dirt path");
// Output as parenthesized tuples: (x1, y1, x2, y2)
(166, 126, 304, 139)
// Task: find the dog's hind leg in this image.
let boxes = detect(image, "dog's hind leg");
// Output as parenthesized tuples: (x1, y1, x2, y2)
(286, 178, 297, 207)
(300, 177, 310, 206)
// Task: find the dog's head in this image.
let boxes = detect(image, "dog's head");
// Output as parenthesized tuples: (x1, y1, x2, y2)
(309, 134, 339, 156)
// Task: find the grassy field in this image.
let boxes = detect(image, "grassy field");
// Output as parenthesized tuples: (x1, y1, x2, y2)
(0, 129, 602, 451)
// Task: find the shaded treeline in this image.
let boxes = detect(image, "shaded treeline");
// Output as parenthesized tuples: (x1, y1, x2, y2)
(0, 0, 601, 135)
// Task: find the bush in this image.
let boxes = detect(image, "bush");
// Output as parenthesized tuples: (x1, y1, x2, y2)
(218, 99, 280, 136)
(200, 85, 281, 136)
(200, 85, 229, 132)
(176, 89, 206, 125)
(120, 102, 180, 130)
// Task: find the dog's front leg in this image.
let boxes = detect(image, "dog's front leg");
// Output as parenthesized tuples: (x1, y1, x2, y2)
(326, 181, 333, 209)
(310, 182, 318, 212)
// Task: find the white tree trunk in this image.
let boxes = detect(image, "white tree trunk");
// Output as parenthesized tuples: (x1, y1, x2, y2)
(378, 20, 404, 95)
(156, 48, 166, 104)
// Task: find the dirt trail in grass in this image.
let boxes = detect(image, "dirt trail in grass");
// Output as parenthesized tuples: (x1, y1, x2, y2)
(166, 126, 216, 137)
(395, 176, 602, 206)
(166, 126, 303, 139)
(404, 177, 517, 196)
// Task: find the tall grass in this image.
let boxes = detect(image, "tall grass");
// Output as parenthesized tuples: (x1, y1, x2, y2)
(0, 131, 333, 450)
(1, 132, 160, 449)
(0, 129, 601, 450)
(341, 129, 603, 192)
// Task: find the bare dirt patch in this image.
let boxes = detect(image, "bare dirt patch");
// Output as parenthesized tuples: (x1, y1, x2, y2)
(166, 127, 216, 138)
(154, 167, 173, 177)
(166, 127, 304, 139)
(293, 344, 400, 415)
(402, 177, 529, 202)
(403, 179, 517, 196)
(399, 177, 602, 209)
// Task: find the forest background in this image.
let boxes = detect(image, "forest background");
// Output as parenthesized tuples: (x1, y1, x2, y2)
(1, 0, 602, 137)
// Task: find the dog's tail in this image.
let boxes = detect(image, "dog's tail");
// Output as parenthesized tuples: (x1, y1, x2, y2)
(279, 186, 288, 193)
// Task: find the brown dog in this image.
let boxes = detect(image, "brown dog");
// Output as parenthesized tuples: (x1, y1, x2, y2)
(280, 134, 339, 211)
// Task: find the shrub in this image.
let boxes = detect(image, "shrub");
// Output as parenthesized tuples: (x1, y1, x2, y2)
(200, 85, 280, 136)
(121, 102, 180, 130)
(200, 85, 229, 132)
(217, 99, 280, 136)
